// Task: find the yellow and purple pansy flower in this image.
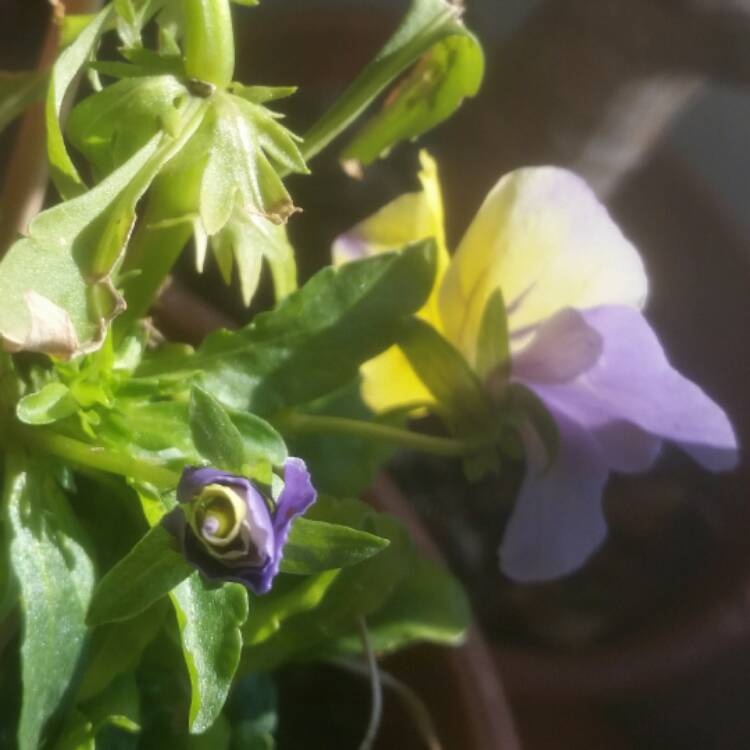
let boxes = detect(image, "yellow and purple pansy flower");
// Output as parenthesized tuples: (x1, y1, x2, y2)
(333, 153, 739, 582)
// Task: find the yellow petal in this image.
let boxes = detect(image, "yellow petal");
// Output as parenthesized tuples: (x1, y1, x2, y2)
(332, 151, 449, 328)
(332, 152, 449, 412)
(439, 167, 648, 363)
(360, 344, 435, 413)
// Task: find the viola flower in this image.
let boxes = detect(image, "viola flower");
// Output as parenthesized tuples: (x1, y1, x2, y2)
(166, 459, 316, 594)
(333, 153, 739, 582)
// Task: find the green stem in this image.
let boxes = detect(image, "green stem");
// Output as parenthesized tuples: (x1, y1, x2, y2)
(21, 429, 179, 488)
(279, 412, 487, 457)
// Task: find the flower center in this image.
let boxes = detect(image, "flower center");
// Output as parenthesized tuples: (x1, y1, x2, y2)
(190, 483, 247, 548)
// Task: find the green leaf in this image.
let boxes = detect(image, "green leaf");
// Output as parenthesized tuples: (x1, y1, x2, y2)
(0, 100, 208, 358)
(396, 316, 493, 433)
(280, 517, 389, 575)
(16, 382, 78, 425)
(229, 83, 296, 105)
(228, 409, 288, 469)
(78, 602, 168, 701)
(0, 135, 158, 359)
(4, 454, 95, 750)
(301, 0, 483, 162)
(46, 6, 114, 198)
(67, 74, 189, 178)
(134, 465, 249, 734)
(189, 386, 247, 472)
(342, 31, 484, 166)
(242, 571, 340, 647)
(241, 499, 413, 671)
(53, 673, 141, 750)
(87, 524, 193, 626)
(138, 241, 438, 414)
(0, 71, 47, 136)
(197, 92, 307, 232)
(475, 288, 510, 384)
(315, 557, 469, 657)
(170, 575, 249, 733)
(209, 210, 297, 305)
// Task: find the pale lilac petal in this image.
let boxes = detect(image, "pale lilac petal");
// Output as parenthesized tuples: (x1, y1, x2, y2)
(516, 306, 739, 473)
(500, 409, 609, 582)
(512, 307, 603, 383)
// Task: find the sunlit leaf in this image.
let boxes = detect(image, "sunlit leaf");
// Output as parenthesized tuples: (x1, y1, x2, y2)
(137, 241, 437, 414)
(4, 454, 95, 750)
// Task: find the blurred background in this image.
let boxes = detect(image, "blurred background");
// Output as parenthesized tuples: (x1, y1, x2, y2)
(2, 1, 750, 747)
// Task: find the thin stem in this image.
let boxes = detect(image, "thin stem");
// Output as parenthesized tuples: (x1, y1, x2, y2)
(0, 0, 105, 256)
(21, 429, 179, 488)
(332, 658, 443, 750)
(357, 617, 383, 750)
(280, 412, 488, 457)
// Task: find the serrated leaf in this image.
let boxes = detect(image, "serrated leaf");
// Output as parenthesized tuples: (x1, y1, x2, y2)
(87, 524, 193, 626)
(302, 0, 483, 162)
(4, 454, 95, 750)
(46, 6, 114, 198)
(229, 83, 296, 105)
(16, 382, 78, 425)
(197, 92, 307, 233)
(170, 575, 249, 733)
(137, 241, 438, 414)
(0, 70, 47, 136)
(189, 386, 246, 472)
(280, 517, 389, 575)
(67, 74, 189, 178)
(209, 209, 297, 305)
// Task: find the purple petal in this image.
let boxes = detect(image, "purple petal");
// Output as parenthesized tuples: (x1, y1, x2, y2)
(268, 458, 317, 573)
(500, 409, 610, 581)
(512, 307, 603, 383)
(515, 306, 739, 473)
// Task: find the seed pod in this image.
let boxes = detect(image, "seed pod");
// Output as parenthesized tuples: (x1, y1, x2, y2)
(183, 0, 235, 88)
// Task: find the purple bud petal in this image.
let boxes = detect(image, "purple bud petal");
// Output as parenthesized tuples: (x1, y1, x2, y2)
(170, 461, 317, 595)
